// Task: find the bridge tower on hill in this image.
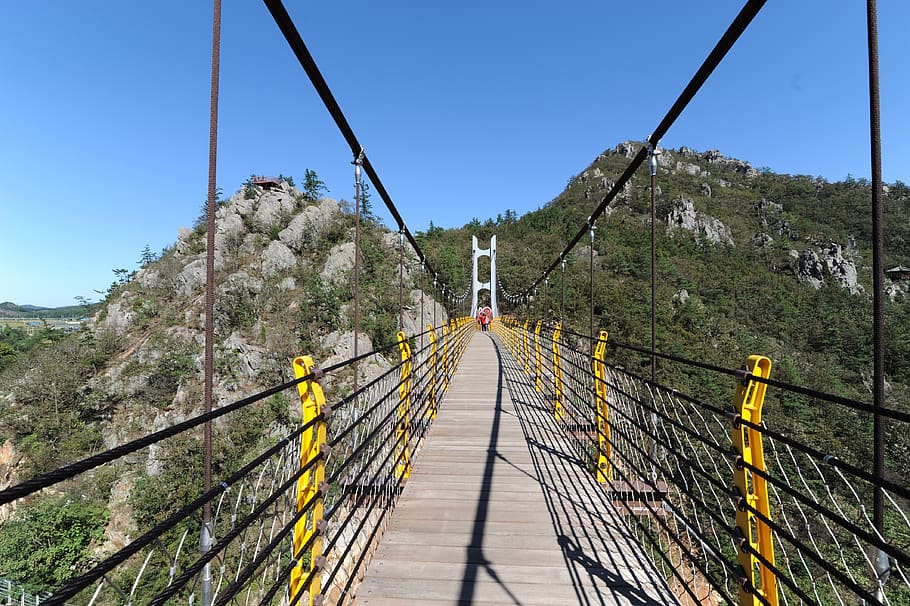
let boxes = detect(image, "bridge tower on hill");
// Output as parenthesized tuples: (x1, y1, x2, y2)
(469, 234, 498, 318)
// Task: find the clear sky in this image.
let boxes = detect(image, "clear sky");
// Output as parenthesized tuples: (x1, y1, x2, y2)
(1, 2, 907, 307)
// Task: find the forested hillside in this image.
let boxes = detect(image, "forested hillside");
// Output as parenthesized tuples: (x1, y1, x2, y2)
(417, 142, 910, 477)
(1, 142, 908, 595)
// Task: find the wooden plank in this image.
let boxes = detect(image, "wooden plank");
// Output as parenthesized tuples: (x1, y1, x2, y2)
(354, 333, 678, 605)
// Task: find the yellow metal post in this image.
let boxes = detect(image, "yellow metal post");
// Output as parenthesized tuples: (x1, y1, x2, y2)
(515, 318, 520, 357)
(521, 320, 530, 375)
(427, 324, 437, 419)
(592, 331, 612, 483)
(442, 322, 450, 392)
(731, 356, 778, 606)
(395, 331, 412, 480)
(511, 317, 518, 356)
(534, 320, 543, 393)
(290, 356, 328, 605)
(552, 323, 564, 421)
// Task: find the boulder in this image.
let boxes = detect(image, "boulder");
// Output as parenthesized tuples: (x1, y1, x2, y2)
(176, 259, 206, 297)
(261, 241, 297, 277)
(279, 198, 342, 251)
(820, 242, 863, 294)
(793, 249, 824, 289)
(675, 161, 705, 177)
(96, 299, 137, 333)
(751, 233, 774, 248)
(252, 190, 295, 233)
(321, 242, 356, 284)
(174, 227, 194, 256)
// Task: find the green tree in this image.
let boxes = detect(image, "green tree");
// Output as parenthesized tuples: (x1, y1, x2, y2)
(139, 244, 159, 267)
(0, 495, 107, 591)
(302, 169, 328, 202)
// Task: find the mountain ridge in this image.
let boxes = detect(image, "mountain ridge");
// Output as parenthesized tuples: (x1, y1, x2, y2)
(1, 143, 909, 593)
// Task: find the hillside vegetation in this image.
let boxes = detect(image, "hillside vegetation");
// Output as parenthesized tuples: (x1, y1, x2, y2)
(1, 143, 908, 593)
(0, 175, 443, 592)
(417, 142, 910, 475)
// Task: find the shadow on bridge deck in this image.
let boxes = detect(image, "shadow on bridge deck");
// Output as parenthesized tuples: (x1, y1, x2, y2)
(354, 332, 679, 606)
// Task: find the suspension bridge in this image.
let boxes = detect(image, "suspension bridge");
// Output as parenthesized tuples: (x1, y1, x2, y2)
(2, 0, 906, 604)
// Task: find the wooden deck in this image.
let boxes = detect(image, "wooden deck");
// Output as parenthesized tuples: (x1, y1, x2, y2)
(354, 332, 679, 606)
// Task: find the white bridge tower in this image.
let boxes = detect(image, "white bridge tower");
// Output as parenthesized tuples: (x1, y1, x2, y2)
(469, 235, 498, 318)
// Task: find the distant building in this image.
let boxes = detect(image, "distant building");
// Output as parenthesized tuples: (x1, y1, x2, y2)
(252, 175, 281, 190)
(886, 265, 910, 281)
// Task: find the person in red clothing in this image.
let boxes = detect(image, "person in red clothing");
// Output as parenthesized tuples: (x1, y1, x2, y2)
(477, 306, 492, 332)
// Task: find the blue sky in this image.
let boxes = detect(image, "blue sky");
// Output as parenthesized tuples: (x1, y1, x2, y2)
(1, 2, 907, 307)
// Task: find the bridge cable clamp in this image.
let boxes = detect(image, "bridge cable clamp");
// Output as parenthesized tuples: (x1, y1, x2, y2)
(318, 481, 330, 495)
(320, 404, 333, 419)
(733, 565, 751, 589)
(735, 366, 751, 386)
(319, 443, 332, 457)
(311, 367, 325, 381)
(732, 526, 749, 552)
(733, 455, 745, 472)
(729, 485, 747, 512)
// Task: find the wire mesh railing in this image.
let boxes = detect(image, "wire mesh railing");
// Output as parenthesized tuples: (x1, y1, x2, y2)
(0, 579, 51, 606)
(495, 316, 910, 606)
(0, 319, 474, 606)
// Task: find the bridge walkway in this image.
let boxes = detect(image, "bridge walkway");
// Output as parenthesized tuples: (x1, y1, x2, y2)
(355, 331, 679, 605)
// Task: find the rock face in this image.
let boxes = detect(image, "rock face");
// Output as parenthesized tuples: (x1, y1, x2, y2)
(756, 198, 793, 239)
(0, 441, 21, 521)
(261, 241, 297, 277)
(791, 242, 863, 293)
(321, 242, 356, 284)
(793, 250, 825, 289)
(666, 197, 734, 246)
(279, 198, 341, 252)
(820, 242, 863, 294)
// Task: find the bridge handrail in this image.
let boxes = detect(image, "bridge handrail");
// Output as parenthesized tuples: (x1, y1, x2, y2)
(497, 317, 910, 606)
(4, 320, 474, 606)
(0, 340, 401, 509)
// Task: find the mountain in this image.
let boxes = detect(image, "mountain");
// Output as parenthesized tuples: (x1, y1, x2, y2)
(416, 141, 910, 476)
(1, 146, 908, 591)
(0, 302, 85, 318)
(0, 177, 446, 588)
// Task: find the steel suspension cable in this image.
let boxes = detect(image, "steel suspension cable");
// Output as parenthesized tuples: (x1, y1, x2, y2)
(560, 326, 910, 422)
(353, 150, 364, 395)
(866, 0, 886, 540)
(262, 0, 448, 291)
(201, 7, 222, 603)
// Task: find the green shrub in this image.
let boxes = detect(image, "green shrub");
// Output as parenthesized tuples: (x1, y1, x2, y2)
(0, 495, 107, 592)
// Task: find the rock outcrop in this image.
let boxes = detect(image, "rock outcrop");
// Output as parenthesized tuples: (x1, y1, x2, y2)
(666, 197, 734, 246)
(791, 242, 863, 293)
